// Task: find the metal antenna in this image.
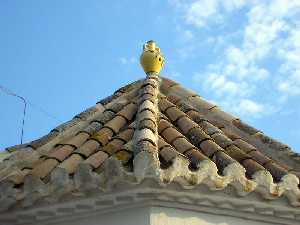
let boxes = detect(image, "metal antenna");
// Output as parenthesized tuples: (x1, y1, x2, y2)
(0, 85, 27, 144)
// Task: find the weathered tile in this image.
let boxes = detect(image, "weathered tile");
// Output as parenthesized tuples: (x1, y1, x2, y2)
(159, 98, 174, 112)
(161, 127, 183, 144)
(177, 116, 198, 135)
(185, 149, 208, 169)
(114, 150, 132, 163)
(29, 131, 59, 149)
(221, 128, 241, 140)
(188, 96, 216, 111)
(74, 106, 99, 120)
(58, 154, 84, 174)
(166, 95, 181, 105)
(199, 121, 222, 135)
(242, 159, 265, 177)
(187, 110, 207, 123)
(158, 119, 172, 134)
(212, 151, 236, 173)
(225, 145, 250, 163)
(90, 127, 114, 146)
(158, 137, 179, 166)
(85, 151, 109, 169)
(117, 103, 137, 121)
(138, 109, 156, 123)
(172, 138, 196, 154)
(248, 150, 271, 165)
(61, 132, 90, 148)
(165, 106, 186, 122)
(138, 119, 156, 133)
(31, 158, 59, 179)
(232, 119, 260, 135)
(200, 139, 223, 157)
(74, 139, 100, 157)
(114, 128, 134, 142)
(101, 143, 122, 155)
(186, 127, 210, 147)
(83, 121, 103, 135)
(135, 128, 157, 146)
(233, 139, 256, 153)
(48, 145, 75, 162)
(264, 162, 288, 182)
(104, 116, 127, 134)
(97, 93, 119, 105)
(211, 133, 233, 149)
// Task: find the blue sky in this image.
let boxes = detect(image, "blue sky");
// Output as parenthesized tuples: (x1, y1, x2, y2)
(0, 0, 299, 152)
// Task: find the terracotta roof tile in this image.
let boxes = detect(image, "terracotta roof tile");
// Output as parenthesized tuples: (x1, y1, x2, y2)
(185, 149, 208, 169)
(138, 110, 156, 124)
(90, 127, 114, 146)
(172, 137, 196, 154)
(97, 93, 120, 105)
(242, 158, 265, 177)
(177, 116, 198, 135)
(186, 110, 207, 123)
(186, 127, 210, 147)
(60, 132, 90, 148)
(248, 150, 271, 165)
(114, 150, 132, 163)
(84, 151, 109, 169)
(158, 119, 172, 134)
(165, 106, 186, 122)
(160, 127, 183, 144)
(48, 145, 75, 162)
(224, 145, 250, 162)
(30, 158, 59, 179)
(74, 139, 100, 157)
(82, 121, 103, 135)
(198, 120, 222, 135)
(58, 154, 84, 174)
(117, 103, 137, 121)
(158, 137, 179, 166)
(1, 76, 300, 212)
(200, 139, 223, 157)
(28, 131, 59, 149)
(101, 143, 123, 155)
(138, 119, 156, 133)
(212, 151, 236, 173)
(211, 133, 233, 149)
(233, 139, 257, 153)
(232, 119, 261, 135)
(104, 116, 127, 134)
(264, 161, 288, 182)
(113, 128, 134, 143)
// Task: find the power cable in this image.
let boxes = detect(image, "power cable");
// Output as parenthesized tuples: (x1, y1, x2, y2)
(0, 85, 61, 144)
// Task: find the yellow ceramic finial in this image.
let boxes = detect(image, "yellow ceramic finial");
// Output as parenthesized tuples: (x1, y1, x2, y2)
(140, 40, 164, 74)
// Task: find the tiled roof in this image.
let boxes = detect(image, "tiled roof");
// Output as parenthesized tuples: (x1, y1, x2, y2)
(1, 75, 300, 212)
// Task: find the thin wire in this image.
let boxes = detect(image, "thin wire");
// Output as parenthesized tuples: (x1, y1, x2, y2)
(0, 85, 61, 144)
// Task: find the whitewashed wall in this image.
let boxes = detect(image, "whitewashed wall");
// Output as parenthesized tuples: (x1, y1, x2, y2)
(150, 207, 273, 225)
(42, 206, 280, 225)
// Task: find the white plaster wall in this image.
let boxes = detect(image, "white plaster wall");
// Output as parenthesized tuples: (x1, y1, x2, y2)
(43, 207, 150, 225)
(40, 205, 288, 225)
(150, 207, 275, 225)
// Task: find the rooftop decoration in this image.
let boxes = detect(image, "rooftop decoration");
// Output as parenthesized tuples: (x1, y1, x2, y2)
(140, 40, 164, 74)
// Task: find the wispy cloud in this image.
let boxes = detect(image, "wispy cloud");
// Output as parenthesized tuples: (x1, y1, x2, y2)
(119, 57, 137, 65)
(170, 0, 300, 118)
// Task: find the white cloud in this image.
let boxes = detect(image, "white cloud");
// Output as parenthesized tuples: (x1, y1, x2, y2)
(119, 57, 136, 65)
(234, 99, 265, 115)
(170, 0, 300, 118)
(185, 0, 220, 27)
